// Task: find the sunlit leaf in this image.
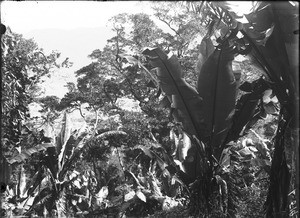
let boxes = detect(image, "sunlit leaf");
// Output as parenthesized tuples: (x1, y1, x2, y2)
(124, 190, 136, 202)
(136, 189, 147, 202)
(95, 186, 109, 203)
(237, 146, 255, 158)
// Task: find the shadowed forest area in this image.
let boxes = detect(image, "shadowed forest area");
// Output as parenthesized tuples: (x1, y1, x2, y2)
(1, 2, 299, 217)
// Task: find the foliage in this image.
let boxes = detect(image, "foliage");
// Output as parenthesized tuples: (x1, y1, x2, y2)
(117, 1, 298, 217)
(1, 2, 298, 218)
(2, 113, 86, 217)
(0, 27, 70, 207)
(1, 28, 59, 156)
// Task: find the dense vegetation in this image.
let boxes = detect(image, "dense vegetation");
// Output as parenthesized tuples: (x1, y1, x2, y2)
(1, 2, 298, 217)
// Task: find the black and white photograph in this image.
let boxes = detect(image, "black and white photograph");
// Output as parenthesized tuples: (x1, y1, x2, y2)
(0, 1, 299, 217)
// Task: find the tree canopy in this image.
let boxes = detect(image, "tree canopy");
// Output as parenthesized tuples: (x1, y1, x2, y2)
(1, 2, 298, 217)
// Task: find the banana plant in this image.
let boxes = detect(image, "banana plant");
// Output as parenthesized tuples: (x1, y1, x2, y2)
(4, 112, 89, 217)
(119, 1, 298, 216)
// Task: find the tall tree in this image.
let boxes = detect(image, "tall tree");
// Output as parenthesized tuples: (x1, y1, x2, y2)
(1, 27, 64, 158)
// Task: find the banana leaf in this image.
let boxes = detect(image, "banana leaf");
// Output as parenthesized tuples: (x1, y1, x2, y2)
(225, 78, 270, 143)
(58, 112, 72, 170)
(95, 130, 127, 139)
(25, 169, 45, 197)
(7, 143, 55, 164)
(197, 42, 237, 151)
(196, 37, 215, 74)
(58, 131, 88, 181)
(242, 2, 298, 114)
(264, 120, 291, 217)
(142, 48, 205, 140)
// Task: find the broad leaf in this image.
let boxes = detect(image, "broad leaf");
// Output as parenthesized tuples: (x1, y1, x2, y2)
(197, 42, 237, 149)
(7, 143, 55, 164)
(196, 37, 215, 73)
(142, 48, 204, 140)
(242, 2, 298, 114)
(226, 78, 270, 143)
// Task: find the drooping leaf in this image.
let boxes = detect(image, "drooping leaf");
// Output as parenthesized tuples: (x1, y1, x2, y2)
(96, 130, 127, 139)
(242, 2, 298, 115)
(7, 143, 55, 164)
(264, 120, 291, 216)
(226, 78, 270, 143)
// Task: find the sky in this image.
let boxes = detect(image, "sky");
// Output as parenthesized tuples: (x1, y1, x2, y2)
(1, 1, 155, 98)
(1, 1, 255, 98)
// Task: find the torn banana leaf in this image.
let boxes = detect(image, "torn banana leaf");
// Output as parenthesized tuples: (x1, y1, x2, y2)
(225, 78, 270, 143)
(242, 2, 298, 115)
